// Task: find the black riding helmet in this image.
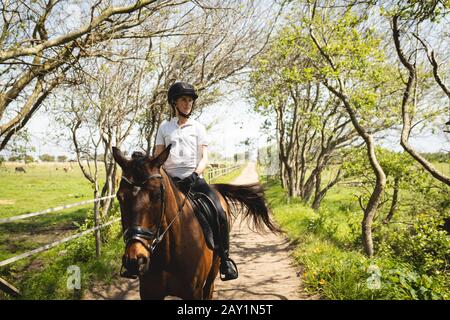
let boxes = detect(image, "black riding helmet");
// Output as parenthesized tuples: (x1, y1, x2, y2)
(167, 82, 198, 118)
(167, 82, 198, 105)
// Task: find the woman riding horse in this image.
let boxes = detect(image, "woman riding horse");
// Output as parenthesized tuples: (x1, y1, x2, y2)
(112, 82, 279, 299)
(154, 82, 238, 281)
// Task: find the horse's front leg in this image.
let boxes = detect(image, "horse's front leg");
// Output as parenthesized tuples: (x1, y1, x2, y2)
(178, 287, 204, 300)
(139, 273, 167, 300)
(140, 288, 166, 300)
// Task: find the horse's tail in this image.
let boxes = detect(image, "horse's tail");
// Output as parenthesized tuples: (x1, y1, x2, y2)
(212, 183, 281, 234)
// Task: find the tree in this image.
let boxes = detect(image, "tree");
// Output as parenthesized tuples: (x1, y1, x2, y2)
(343, 148, 418, 225)
(250, 30, 365, 204)
(0, 0, 199, 152)
(39, 154, 55, 162)
(1, 128, 35, 163)
(24, 155, 35, 163)
(387, 1, 450, 185)
(8, 156, 20, 162)
(137, 1, 284, 154)
(291, 1, 402, 257)
(57, 155, 67, 162)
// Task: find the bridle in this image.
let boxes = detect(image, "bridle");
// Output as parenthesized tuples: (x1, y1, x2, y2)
(120, 172, 191, 256)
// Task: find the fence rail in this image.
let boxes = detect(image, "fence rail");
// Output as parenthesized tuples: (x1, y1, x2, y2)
(0, 218, 120, 268)
(0, 195, 116, 224)
(205, 164, 241, 182)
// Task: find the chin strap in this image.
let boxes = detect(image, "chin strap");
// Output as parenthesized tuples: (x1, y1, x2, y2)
(176, 107, 192, 118)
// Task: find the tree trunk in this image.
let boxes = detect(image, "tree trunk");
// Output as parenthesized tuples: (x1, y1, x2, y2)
(312, 168, 342, 210)
(310, 23, 387, 258)
(361, 136, 386, 258)
(100, 153, 115, 217)
(319, 85, 386, 258)
(302, 171, 316, 202)
(101, 177, 113, 217)
(392, 15, 450, 186)
(383, 176, 400, 224)
(286, 165, 298, 198)
(279, 154, 288, 189)
(93, 185, 101, 258)
(312, 170, 322, 209)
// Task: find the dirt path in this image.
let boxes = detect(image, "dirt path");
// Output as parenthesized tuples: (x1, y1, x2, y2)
(84, 163, 315, 300)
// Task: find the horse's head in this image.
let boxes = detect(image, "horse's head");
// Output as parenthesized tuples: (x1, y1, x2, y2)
(112, 144, 171, 278)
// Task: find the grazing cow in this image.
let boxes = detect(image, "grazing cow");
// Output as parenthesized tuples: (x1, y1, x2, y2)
(15, 167, 26, 173)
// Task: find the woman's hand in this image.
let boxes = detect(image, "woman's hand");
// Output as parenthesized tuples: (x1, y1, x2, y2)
(183, 172, 199, 186)
(177, 172, 199, 193)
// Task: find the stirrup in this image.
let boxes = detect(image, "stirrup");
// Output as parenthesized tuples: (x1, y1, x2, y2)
(220, 258, 238, 281)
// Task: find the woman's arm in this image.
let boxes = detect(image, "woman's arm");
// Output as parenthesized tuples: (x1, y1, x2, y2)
(195, 145, 208, 175)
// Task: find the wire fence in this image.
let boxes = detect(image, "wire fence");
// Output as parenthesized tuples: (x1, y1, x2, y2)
(0, 217, 120, 268)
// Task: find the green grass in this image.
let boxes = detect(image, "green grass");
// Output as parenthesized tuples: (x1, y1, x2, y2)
(0, 162, 104, 218)
(0, 162, 115, 299)
(262, 176, 373, 299)
(0, 208, 88, 261)
(0, 162, 105, 263)
(261, 174, 449, 300)
(431, 162, 449, 176)
(1, 217, 124, 300)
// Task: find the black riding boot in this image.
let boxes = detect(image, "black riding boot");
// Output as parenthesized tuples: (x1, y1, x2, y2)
(217, 211, 238, 281)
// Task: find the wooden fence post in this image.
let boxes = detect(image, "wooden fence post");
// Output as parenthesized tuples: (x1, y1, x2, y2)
(0, 277, 21, 298)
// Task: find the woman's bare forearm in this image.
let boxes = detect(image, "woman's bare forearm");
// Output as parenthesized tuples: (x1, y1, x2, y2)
(195, 145, 208, 175)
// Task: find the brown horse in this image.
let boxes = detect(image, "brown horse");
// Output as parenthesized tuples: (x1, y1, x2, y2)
(112, 144, 279, 300)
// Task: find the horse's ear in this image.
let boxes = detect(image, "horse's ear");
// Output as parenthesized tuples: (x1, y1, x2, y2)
(153, 144, 172, 168)
(112, 147, 129, 168)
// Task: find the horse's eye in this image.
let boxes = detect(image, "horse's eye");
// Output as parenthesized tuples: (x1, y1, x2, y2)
(117, 192, 125, 202)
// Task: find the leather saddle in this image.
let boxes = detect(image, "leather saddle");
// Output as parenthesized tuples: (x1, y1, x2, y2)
(171, 177, 220, 251)
(186, 191, 219, 251)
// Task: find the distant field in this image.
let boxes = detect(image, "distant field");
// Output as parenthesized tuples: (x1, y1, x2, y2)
(432, 162, 450, 176)
(0, 161, 243, 219)
(0, 162, 108, 262)
(0, 162, 106, 219)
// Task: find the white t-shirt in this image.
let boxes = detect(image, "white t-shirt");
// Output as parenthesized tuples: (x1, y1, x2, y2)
(155, 117, 209, 179)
